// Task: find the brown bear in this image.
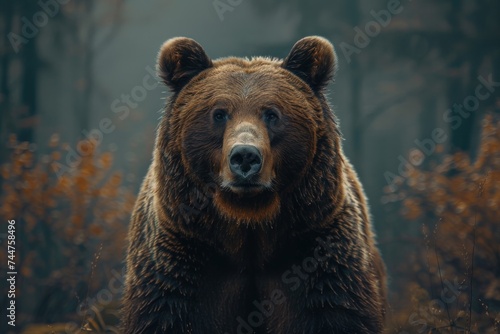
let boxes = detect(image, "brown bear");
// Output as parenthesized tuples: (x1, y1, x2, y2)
(122, 36, 386, 334)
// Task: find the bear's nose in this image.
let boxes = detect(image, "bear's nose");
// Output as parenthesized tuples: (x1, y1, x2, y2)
(229, 145, 262, 179)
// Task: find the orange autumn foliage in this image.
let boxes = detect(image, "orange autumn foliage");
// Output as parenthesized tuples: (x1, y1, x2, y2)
(0, 135, 135, 330)
(385, 115, 500, 333)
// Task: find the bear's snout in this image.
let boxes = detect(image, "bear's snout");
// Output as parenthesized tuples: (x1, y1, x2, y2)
(220, 120, 274, 193)
(229, 145, 262, 180)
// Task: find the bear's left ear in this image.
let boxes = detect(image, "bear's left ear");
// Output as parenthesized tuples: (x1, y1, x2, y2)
(282, 36, 337, 92)
(157, 37, 213, 92)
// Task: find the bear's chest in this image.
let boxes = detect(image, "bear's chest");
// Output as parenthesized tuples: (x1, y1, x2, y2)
(194, 262, 293, 334)
(190, 236, 312, 333)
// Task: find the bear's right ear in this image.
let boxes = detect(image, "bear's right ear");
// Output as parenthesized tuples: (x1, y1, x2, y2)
(157, 37, 213, 92)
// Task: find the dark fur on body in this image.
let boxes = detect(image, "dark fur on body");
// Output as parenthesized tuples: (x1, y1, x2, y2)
(122, 36, 386, 334)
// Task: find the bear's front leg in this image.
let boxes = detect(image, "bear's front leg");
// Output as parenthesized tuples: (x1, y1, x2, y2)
(294, 304, 383, 334)
(264, 253, 384, 334)
(269, 289, 383, 334)
(301, 265, 384, 333)
(121, 254, 197, 334)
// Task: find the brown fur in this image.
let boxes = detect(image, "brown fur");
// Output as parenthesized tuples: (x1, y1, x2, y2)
(122, 36, 386, 334)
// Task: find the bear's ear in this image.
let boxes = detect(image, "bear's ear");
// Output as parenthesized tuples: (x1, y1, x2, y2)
(282, 36, 337, 92)
(157, 37, 213, 92)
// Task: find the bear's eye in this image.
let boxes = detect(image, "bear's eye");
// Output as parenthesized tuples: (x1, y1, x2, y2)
(263, 109, 280, 124)
(212, 109, 228, 123)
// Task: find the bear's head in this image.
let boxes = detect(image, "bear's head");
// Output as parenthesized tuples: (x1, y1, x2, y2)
(156, 36, 338, 224)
